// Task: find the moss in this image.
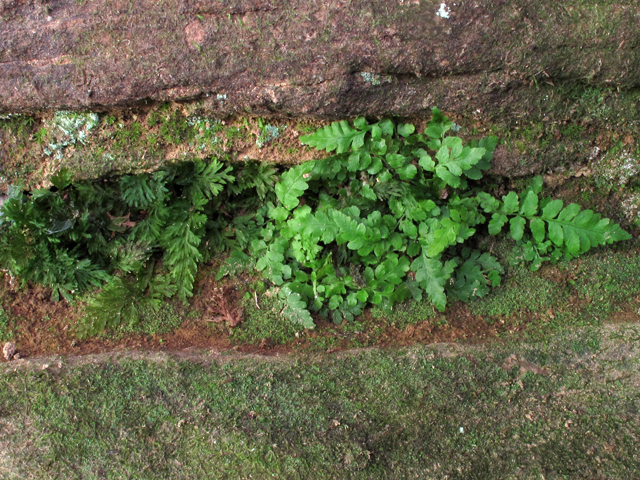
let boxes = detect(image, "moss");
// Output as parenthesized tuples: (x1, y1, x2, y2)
(0, 104, 324, 188)
(559, 246, 640, 320)
(2, 327, 640, 478)
(468, 82, 640, 177)
(371, 298, 437, 330)
(0, 114, 37, 139)
(231, 294, 302, 345)
(468, 269, 563, 319)
(121, 303, 185, 336)
(0, 306, 13, 342)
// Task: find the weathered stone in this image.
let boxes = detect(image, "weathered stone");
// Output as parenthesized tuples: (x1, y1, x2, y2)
(0, 0, 638, 119)
(2, 342, 16, 361)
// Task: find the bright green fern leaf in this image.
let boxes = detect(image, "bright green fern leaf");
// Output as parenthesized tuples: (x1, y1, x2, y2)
(275, 162, 314, 210)
(300, 120, 368, 153)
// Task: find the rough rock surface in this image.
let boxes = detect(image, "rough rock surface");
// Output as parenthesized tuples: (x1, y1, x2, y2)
(1, 0, 639, 118)
(2, 342, 16, 361)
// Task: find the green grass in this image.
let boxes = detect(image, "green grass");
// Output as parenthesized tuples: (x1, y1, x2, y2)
(1, 325, 639, 479)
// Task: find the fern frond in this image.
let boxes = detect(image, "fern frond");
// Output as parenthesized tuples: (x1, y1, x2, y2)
(120, 174, 165, 209)
(162, 208, 206, 302)
(233, 161, 277, 200)
(186, 159, 234, 202)
(275, 162, 314, 210)
(79, 277, 142, 338)
(300, 120, 368, 154)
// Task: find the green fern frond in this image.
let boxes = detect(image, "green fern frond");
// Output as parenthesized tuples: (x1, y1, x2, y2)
(300, 120, 368, 154)
(120, 174, 165, 209)
(162, 208, 206, 302)
(185, 159, 234, 202)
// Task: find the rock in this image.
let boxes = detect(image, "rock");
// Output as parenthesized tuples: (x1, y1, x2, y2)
(2, 342, 16, 361)
(0, 0, 639, 118)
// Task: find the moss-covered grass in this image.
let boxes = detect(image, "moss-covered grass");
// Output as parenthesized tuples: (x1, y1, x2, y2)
(1, 324, 639, 479)
(464, 238, 640, 336)
(231, 293, 302, 346)
(0, 106, 324, 190)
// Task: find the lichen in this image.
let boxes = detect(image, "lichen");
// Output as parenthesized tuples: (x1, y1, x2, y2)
(43, 111, 99, 159)
(593, 148, 640, 190)
(256, 122, 285, 148)
(358, 72, 392, 86)
(436, 2, 450, 19)
(620, 193, 640, 227)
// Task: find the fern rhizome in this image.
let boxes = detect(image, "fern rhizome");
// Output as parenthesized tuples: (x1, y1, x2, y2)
(0, 109, 631, 335)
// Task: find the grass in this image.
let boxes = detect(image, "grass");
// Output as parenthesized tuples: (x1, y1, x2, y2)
(1, 325, 639, 478)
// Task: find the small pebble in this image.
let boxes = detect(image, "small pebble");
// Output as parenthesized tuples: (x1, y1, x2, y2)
(2, 342, 15, 361)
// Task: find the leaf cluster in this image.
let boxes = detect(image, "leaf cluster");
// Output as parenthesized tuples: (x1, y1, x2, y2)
(219, 109, 630, 327)
(1, 109, 631, 336)
(0, 159, 276, 336)
(477, 178, 630, 271)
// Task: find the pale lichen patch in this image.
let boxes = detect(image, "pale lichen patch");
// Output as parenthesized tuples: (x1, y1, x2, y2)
(620, 193, 640, 227)
(593, 148, 640, 190)
(437, 2, 451, 19)
(43, 111, 99, 160)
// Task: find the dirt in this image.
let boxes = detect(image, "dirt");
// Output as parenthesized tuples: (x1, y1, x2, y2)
(0, 271, 603, 363)
(0, 269, 508, 362)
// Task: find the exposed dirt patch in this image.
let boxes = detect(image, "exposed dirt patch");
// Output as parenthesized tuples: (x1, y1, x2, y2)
(0, 271, 509, 362)
(2, 263, 640, 364)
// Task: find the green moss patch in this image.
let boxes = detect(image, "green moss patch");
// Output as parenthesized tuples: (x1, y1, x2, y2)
(1, 325, 639, 478)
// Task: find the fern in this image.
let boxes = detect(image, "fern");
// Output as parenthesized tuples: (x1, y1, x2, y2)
(0, 110, 631, 337)
(217, 108, 631, 327)
(479, 184, 632, 270)
(300, 119, 369, 153)
(120, 174, 166, 209)
(79, 275, 169, 339)
(275, 162, 314, 210)
(185, 159, 234, 202)
(278, 285, 315, 329)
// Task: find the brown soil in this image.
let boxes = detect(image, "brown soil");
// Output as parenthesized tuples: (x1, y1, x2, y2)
(0, 269, 505, 361)
(0, 270, 565, 363)
(3, 265, 640, 363)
